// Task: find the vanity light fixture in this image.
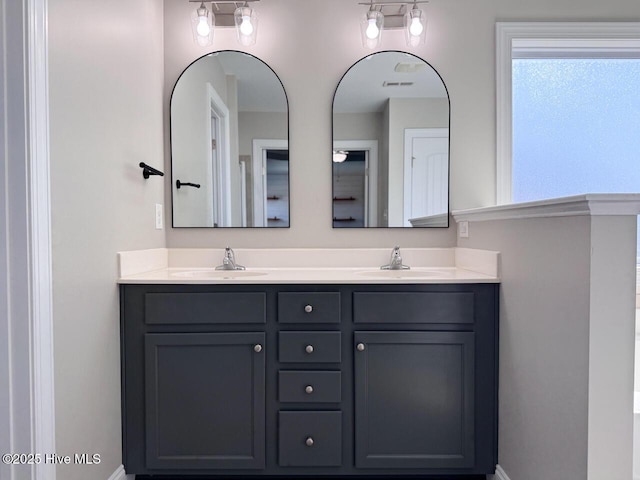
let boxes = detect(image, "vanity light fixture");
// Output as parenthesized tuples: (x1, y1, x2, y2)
(358, 1, 428, 49)
(189, 1, 260, 47)
(361, 6, 384, 49)
(234, 3, 258, 46)
(191, 2, 214, 46)
(405, 3, 427, 46)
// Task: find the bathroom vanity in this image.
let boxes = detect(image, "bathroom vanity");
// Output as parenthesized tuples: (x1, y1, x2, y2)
(118, 248, 499, 478)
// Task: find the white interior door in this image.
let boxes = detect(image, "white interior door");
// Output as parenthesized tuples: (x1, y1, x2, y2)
(404, 129, 449, 226)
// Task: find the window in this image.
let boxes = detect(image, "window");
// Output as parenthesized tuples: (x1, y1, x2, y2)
(512, 58, 640, 203)
(496, 22, 640, 203)
(496, 23, 640, 260)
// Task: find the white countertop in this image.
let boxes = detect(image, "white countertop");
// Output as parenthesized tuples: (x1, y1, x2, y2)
(118, 266, 498, 284)
(117, 248, 500, 284)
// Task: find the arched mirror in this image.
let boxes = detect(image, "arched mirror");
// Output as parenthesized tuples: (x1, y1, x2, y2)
(171, 51, 289, 227)
(332, 51, 449, 228)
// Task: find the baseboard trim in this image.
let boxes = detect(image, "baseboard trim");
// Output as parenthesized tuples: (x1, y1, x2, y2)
(107, 465, 131, 480)
(495, 465, 512, 480)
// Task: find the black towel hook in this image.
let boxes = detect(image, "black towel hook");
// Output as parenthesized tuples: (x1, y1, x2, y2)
(139, 162, 164, 179)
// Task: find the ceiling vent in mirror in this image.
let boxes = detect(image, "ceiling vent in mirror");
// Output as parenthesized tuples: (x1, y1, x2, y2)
(189, 0, 259, 47)
(382, 81, 415, 87)
(358, 1, 428, 49)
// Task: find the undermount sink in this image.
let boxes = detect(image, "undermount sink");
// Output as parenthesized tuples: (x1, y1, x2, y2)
(356, 269, 447, 279)
(170, 269, 268, 279)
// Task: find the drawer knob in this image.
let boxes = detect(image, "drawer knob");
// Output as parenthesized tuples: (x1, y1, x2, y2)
(254, 344, 262, 353)
(305, 385, 314, 394)
(305, 437, 314, 447)
(305, 345, 314, 354)
(304, 304, 313, 313)
(356, 343, 365, 352)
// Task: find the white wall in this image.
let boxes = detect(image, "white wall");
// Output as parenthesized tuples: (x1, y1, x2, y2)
(333, 112, 383, 143)
(48, 0, 165, 478)
(164, 0, 640, 248)
(387, 97, 448, 225)
(171, 55, 228, 227)
(459, 214, 637, 479)
(163, 0, 457, 247)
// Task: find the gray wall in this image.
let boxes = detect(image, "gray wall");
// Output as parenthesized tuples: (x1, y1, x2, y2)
(333, 112, 384, 143)
(164, 0, 640, 248)
(48, 0, 165, 478)
(172, 55, 230, 227)
(43, 1, 640, 478)
(459, 214, 637, 479)
(387, 98, 449, 225)
(163, 0, 457, 247)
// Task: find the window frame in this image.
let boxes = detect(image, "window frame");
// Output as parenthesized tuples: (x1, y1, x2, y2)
(495, 22, 640, 204)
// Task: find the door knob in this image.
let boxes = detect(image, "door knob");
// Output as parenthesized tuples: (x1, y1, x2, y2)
(305, 385, 314, 394)
(254, 344, 262, 353)
(304, 305, 313, 313)
(305, 437, 314, 447)
(356, 343, 365, 352)
(305, 345, 314, 354)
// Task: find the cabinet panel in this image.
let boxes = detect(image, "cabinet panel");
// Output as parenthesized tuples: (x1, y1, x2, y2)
(354, 331, 474, 469)
(279, 371, 342, 403)
(279, 411, 342, 467)
(353, 292, 473, 324)
(279, 331, 342, 363)
(145, 292, 266, 325)
(278, 292, 341, 324)
(144, 332, 265, 469)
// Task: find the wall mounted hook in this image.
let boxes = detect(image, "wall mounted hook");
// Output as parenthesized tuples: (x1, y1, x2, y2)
(139, 162, 164, 179)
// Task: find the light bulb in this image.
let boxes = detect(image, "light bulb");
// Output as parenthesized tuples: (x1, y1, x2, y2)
(409, 17, 423, 36)
(365, 18, 380, 40)
(239, 15, 254, 36)
(197, 16, 210, 37)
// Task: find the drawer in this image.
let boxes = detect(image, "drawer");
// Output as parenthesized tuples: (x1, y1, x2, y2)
(279, 332, 342, 363)
(279, 371, 341, 403)
(279, 411, 342, 467)
(278, 292, 340, 324)
(353, 292, 474, 324)
(144, 292, 266, 325)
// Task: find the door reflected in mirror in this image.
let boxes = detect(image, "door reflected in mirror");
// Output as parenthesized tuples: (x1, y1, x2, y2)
(171, 51, 289, 227)
(332, 51, 449, 228)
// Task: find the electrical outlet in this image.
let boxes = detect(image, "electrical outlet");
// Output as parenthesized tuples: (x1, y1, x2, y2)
(155, 204, 163, 230)
(458, 221, 469, 238)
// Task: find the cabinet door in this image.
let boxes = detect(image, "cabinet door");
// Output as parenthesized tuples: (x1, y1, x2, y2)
(145, 332, 265, 470)
(354, 331, 474, 469)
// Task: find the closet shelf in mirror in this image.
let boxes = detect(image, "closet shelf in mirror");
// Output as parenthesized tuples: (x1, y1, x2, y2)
(333, 217, 356, 222)
(267, 216, 282, 221)
(267, 196, 280, 200)
(333, 196, 356, 202)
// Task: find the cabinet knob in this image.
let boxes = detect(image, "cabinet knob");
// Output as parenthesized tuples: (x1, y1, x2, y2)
(305, 385, 314, 394)
(305, 345, 314, 354)
(304, 304, 313, 313)
(254, 344, 262, 353)
(305, 437, 314, 447)
(356, 343, 365, 352)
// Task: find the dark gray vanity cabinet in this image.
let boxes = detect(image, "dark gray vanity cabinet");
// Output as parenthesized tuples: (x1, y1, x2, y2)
(144, 332, 265, 470)
(120, 283, 498, 479)
(354, 331, 474, 469)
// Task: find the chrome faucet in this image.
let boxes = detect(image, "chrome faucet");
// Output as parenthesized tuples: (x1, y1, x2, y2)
(215, 246, 246, 271)
(380, 245, 410, 270)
